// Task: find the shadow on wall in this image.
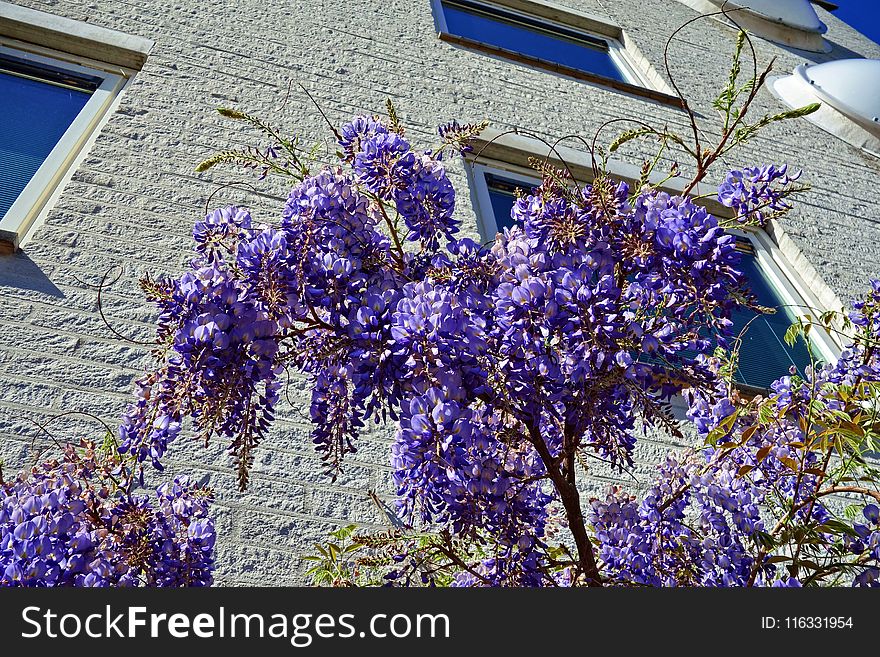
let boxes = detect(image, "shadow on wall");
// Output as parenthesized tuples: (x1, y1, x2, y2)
(0, 251, 64, 298)
(780, 37, 871, 65)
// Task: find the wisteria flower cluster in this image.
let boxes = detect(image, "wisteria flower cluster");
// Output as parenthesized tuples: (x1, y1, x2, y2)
(717, 164, 803, 224)
(354, 283, 880, 588)
(119, 205, 283, 488)
(122, 102, 779, 586)
(114, 56, 873, 586)
(0, 440, 215, 587)
(589, 278, 880, 587)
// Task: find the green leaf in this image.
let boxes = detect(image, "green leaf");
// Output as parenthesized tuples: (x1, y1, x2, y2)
(753, 531, 776, 549)
(331, 524, 357, 540)
(765, 555, 790, 564)
(757, 403, 775, 425)
(843, 504, 863, 521)
(784, 323, 801, 347)
(733, 103, 821, 145)
(755, 444, 772, 463)
(817, 520, 858, 536)
(778, 456, 800, 472)
(839, 420, 865, 438)
(713, 30, 745, 119)
(706, 410, 739, 446)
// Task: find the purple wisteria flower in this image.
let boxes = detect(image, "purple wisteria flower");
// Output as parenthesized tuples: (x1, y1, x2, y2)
(717, 164, 802, 224)
(122, 112, 759, 583)
(590, 283, 880, 588)
(0, 442, 215, 587)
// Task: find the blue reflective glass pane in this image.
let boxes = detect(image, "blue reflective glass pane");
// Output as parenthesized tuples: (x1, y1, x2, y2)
(0, 71, 92, 218)
(487, 188, 516, 232)
(442, 2, 625, 82)
(485, 174, 528, 233)
(730, 250, 813, 390)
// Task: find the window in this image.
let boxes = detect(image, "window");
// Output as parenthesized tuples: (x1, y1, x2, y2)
(0, 1, 153, 253)
(432, 0, 674, 98)
(728, 237, 813, 391)
(469, 163, 835, 391)
(479, 171, 522, 234)
(0, 45, 126, 251)
(437, 0, 627, 81)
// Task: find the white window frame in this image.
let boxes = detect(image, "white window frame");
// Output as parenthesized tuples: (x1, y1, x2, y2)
(605, 39, 652, 89)
(467, 160, 840, 368)
(0, 41, 129, 250)
(430, 0, 655, 89)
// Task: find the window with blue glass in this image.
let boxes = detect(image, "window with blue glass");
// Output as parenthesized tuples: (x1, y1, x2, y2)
(0, 55, 99, 219)
(728, 240, 813, 391)
(0, 48, 126, 251)
(437, 0, 632, 84)
(482, 172, 521, 233)
(474, 168, 816, 391)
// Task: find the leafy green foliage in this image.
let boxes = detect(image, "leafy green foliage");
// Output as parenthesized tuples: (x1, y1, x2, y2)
(303, 525, 365, 587)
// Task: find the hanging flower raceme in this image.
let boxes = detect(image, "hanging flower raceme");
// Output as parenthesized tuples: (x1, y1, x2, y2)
(0, 441, 215, 587)
(120, 208, 283, 488)
(717, 164, 802, 224)
(590, 280, 880, 588)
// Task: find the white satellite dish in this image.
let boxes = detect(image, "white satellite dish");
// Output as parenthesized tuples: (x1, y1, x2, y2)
(677, 0, 830, 52)
(771, 59, 880, 157)
(797, 59, 880, 136)
(706, 0, 825, 34)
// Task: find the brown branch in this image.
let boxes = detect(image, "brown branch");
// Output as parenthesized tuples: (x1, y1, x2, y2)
(525, 420, 602, 586)
(376, 201, 407, 269)
(816, 486, 880, 505)
(433, 534, 494, 587)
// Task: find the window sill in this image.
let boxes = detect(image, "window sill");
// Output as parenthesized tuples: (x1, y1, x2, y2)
(0, 1, 153, 70)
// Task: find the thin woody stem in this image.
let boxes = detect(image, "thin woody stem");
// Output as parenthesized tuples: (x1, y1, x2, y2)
(526, 420, 603, 586)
